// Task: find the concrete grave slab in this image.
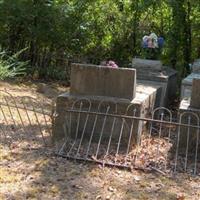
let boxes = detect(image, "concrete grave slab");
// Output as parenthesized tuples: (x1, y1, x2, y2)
(179, 78, 200, 150)
(192, 59, 200, 73)
(70, 63, 136, 100)
(52, 84, 157, 144)
(181, 73, 200, 99)
(132, 58, 162, 71)
(53, 62, 160, 151)
(132, 58, 177, 107)
(137, 80, 163, 108)
(190, 79, 200, 109)
(179, 98, 200, 150)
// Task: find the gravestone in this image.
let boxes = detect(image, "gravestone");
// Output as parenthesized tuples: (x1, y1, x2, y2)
(71, 63, 136, 100)
(190, 79, 200, 109)
(132, 58, 177, 107)
(132, 58, 162, 71)
(53, 63, 158, 149)
(181, 73, 200, 99)
(179, 78, 200, 150)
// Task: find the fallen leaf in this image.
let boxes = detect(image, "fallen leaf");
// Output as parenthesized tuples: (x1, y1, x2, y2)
(176, 194, 185, 200)
(95, 195, 102, 200)
(108, 186, 116, 193)
(72, 184, 83, 189)
(133, 175, 141, 182)
(106, 195, 110, 200)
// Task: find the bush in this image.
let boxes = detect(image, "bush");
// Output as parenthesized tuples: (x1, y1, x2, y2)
(0, 50, 28, 80)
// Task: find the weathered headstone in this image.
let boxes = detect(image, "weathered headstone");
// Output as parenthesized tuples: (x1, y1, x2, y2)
(132, 58, 177, 107)
(190, 79, 200, 108)
(179, 79, 200, 150)
(181, 73, 200, 99)
(71, 63, 136, 100)
(53, 63, 158, 148)
(132, 58, 162, 71)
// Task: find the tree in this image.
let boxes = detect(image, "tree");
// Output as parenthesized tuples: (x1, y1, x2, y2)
(0, 0, 199, 80)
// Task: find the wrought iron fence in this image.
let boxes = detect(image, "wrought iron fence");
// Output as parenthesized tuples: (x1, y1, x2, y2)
(0, 91, 199, 176)
(0, 90, 53, 149)
(57, 99, 200, 176)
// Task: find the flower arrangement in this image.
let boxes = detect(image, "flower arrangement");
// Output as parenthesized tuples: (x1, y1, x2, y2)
(141, 33, 164, 60)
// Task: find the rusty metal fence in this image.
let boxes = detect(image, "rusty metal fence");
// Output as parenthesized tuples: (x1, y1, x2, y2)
(0, 90, 52, 149)
(0, 91, 199, 176)
(57, 99, 200, 176)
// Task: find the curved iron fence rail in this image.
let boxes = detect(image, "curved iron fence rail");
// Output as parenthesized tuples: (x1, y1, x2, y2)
(0, 90, 53, 148)
(0, 92, 199, 176)
(57, 98, 200, 176)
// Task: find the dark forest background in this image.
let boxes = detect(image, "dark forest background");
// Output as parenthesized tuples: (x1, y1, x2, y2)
(0, 0, 199, 81)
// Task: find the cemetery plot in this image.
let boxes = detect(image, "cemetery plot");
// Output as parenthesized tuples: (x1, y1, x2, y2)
(57, 99, 200, 176)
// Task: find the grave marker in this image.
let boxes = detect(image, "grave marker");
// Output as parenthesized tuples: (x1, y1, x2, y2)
(190, 78, 200, 108)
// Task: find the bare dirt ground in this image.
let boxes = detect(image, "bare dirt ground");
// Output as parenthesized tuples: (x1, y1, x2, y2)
(0, 80, 200, 200)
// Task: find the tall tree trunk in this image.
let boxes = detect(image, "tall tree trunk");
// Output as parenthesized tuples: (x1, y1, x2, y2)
(132, 1, 140, 56)
(183, 0, 192, 74)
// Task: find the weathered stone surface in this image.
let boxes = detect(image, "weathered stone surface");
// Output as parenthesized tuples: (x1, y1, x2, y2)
(181, 73, 200, 99)
(52, 62, 161, 149)
(132, 59, 177, 107)
(52, 84, 157, 145)
(132, 58, 162, 71)
(179, 77, 200, 150)
(190, 79, 200, 108)
(138, 80, 163, 107)
(192, 59, 200, 73)
(70, 63, 136, 100)
(179, 74, 200, 150)
(179, 99, 200, 150)
(182, 73, 200, 85)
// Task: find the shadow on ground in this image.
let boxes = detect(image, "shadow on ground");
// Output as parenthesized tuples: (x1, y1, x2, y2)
(1, 142, 200, 200)
(0, 80, 200, 200)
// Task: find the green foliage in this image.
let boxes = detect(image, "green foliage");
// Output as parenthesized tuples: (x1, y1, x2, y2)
(37, 65, 67, 81)
(0, 0, 199, 79)
(0, 50, 27, 80)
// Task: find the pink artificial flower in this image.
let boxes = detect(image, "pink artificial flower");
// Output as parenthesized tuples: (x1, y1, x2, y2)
(106, 60, 118, 68)
(147, 39, 154, 48)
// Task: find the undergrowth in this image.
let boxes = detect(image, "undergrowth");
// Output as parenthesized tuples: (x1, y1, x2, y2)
(0, 49, 28, 80)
